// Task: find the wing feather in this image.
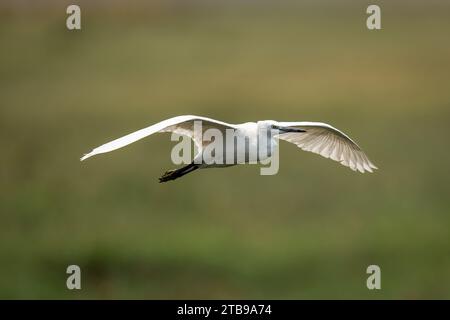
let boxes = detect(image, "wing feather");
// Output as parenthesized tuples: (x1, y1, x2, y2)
(80, 115, 236, 161)
(277, 121, 377, 173)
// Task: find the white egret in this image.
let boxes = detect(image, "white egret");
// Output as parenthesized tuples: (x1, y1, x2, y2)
(80, 115, 377, 182)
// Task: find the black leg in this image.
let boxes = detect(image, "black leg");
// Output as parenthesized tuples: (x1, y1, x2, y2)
(159, 163, 199, 183)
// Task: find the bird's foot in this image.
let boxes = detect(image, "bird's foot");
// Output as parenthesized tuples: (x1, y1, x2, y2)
(159, 169, 177, 183)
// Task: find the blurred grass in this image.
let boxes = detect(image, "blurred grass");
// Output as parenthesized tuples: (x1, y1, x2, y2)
(1, 1, 450, 298)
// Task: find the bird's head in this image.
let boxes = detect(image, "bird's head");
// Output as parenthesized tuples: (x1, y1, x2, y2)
(257, 120, 306, 134)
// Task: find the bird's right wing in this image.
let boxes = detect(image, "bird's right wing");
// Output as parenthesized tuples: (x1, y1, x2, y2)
(276, 121, 377, 173)
(80, 115, 236, 161)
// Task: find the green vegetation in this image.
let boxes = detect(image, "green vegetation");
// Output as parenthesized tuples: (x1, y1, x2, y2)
(1, 2, 449, 298)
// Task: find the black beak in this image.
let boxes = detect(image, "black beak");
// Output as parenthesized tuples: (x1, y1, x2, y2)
(272, 125, 306, 133)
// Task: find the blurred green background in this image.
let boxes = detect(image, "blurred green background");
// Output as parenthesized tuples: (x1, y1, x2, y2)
(1, 0, 450, 299)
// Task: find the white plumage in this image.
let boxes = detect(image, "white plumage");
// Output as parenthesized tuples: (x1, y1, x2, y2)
(81, 115, 377, 182)
(276, 121, 377, 173)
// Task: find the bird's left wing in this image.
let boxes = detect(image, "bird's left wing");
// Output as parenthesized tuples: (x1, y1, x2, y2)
(80, 115, 236, 161)
(276, 121, 377, 173)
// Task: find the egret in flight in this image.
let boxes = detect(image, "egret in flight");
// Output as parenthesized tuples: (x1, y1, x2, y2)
(80, 115, 377, 182)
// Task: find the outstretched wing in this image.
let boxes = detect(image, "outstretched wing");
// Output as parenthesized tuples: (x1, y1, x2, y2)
(80, 115, 236, 161)
(276, 121, 377, 173)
